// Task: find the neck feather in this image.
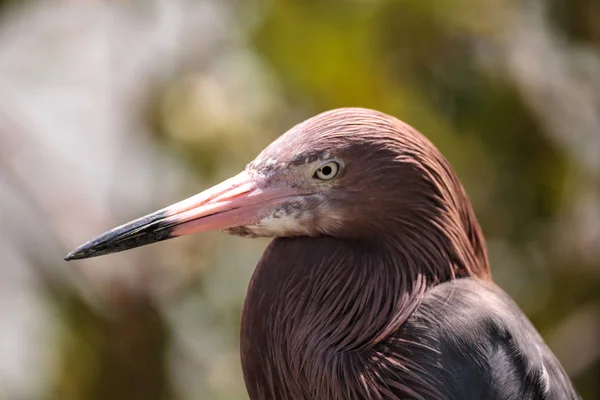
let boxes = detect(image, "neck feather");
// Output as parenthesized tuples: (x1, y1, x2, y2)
(240, 227, 485, 399)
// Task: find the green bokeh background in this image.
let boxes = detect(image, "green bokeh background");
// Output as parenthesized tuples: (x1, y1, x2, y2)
(0, 1, 598, 399)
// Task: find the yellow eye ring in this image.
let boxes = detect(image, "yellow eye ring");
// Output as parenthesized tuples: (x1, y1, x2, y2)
(314, 161, 340, 180)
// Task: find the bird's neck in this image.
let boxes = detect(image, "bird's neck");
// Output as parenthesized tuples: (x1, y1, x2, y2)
(240, 233, 477, 399)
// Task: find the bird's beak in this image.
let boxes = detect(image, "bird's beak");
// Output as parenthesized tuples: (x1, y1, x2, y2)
(65, 171, 287, 261)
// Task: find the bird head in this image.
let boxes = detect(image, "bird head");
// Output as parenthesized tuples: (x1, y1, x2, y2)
(66, 107, 488, 277)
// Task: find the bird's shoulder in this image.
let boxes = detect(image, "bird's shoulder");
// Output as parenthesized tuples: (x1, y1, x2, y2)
(387, 277, 579, 400)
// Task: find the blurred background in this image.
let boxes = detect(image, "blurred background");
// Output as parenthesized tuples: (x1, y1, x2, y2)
(0, 0, 598, 399)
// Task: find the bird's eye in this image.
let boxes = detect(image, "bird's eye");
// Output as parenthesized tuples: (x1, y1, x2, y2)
(314, 161, 340, 180)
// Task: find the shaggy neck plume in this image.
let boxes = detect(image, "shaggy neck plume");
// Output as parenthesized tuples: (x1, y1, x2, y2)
(239, 108, 490, 399)
(241, 181, 489, 399)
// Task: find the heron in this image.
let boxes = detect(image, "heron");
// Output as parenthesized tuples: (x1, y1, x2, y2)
(66, 108, 579, 400)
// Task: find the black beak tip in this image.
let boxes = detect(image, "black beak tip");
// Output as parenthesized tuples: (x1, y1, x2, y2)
(64, 245, 92, 261)
(64, 238, 104, 261)
(63, 210, 174, 262)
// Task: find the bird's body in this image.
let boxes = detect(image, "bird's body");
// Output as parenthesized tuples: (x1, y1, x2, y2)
(66, 108, 580, 399)
(243, 253, 573, 399)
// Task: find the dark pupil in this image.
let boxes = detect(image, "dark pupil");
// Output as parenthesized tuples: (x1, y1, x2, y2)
(321, 165, 332, 176)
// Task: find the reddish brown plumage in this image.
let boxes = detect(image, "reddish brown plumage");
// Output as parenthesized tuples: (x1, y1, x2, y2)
(240, 108, 492, 399)
(66, 107, 578, 400)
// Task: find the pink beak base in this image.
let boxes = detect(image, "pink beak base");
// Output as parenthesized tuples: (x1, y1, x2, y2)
(65, 171, 290, 260)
